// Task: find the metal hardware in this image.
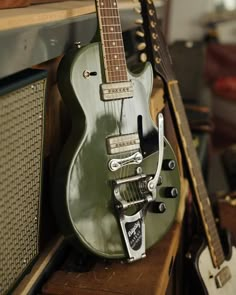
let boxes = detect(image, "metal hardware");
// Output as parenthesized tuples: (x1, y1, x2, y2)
(113, 175, 153, 262)
(109, 152, 143, 172)
(83, 70, 97, 78)
(74, 41, 81, 48)
(101, 81, 133, 101)
(147, 113, 164, 197)
(215, 266, 231, 288)
(106, 133, 140, 155)
(136, 167, 142, 174)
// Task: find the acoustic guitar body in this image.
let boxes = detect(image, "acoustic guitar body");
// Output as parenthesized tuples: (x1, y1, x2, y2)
(52, 42, 180, 259)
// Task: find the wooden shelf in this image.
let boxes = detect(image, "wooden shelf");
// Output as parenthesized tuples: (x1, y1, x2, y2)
(39, 178, 188, 295)
(0, 1, 141, 31)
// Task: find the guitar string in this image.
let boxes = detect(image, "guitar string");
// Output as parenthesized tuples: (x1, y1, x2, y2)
(148, 3, 225, 264)
(111, 0, 140, 204)
(103, 0, 130, 204)
(111, 0, 135, 204)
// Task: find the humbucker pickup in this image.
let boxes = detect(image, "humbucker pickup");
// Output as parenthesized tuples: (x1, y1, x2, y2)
(106, 133, 140, 155)
(101, 81, 133, 101)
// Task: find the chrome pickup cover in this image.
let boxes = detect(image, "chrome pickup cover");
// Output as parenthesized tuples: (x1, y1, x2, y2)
(215, 266, 232, 288)
(106, 133, 140, 155)
(101, 81, 133, 101)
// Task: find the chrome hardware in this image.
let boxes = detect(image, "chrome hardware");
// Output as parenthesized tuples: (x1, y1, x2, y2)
(136, 167, 142, 174)
(106, 133, 140, 155)
(74, 41, 81, 48)
(147, 113, 164, 197)
(109, 152, 143, 172)
(215, 266, 232, 288)
(101, 81, 133, 101)
(113, 175, 153, 262)
(83, 70, 97, 78)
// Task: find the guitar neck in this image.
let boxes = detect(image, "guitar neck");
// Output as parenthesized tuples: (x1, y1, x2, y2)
(95, 0, 128, 83)
(168, 80, 225, 268)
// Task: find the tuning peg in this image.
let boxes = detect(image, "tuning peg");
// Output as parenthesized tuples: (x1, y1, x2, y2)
(140, 52, 147, 63)
(135, 19, 143, 25)
(136, 30, 145, 38)
(134, 7, 141, 14)
(137, 42, 146, 51)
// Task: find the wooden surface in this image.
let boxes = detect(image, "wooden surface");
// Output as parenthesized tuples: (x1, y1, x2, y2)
(0, 0, 30, 9)
(0, 0, 134, 31)
(42, 224, 181, 295)
(13, 236, 64, 295)
(0, 0, 69, 9)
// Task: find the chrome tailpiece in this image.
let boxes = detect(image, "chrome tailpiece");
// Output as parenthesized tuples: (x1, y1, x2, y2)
(113, 174, 153, 262)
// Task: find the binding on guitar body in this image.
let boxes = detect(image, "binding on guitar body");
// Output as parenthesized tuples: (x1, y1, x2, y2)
(139, 0, 236, 291)
(52, 0, 180, 262)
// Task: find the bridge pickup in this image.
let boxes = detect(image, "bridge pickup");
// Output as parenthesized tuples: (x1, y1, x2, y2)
(106, 133, 140, 155)
(215, 266, 232, 288)
(101, 81, 133, 101)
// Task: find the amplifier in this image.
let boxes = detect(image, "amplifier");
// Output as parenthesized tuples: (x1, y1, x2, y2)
(0, 69, 47, 295)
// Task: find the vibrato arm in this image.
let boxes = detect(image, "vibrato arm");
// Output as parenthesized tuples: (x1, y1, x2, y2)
(147, 113, 164, 197)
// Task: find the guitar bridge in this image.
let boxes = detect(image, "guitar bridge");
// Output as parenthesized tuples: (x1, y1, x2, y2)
(215, 266, 232, 288)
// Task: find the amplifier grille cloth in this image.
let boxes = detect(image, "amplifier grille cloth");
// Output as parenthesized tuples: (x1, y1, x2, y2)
(0, 78, 45, 295)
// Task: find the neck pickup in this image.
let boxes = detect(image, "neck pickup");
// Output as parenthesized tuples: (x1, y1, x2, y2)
(101, 81, 133, 101)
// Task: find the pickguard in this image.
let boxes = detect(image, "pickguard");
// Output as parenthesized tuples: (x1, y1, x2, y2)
(198, 245, 236, 294)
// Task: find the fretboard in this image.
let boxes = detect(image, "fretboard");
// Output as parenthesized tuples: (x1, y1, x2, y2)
(96, 0, 128, 83)
(168, 80, 225, 268)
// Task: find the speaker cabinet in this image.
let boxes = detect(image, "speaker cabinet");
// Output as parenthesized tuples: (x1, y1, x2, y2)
(0, 69, 46, 295)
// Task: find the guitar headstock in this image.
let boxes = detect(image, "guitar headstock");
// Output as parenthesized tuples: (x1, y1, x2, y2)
(138, 0, 175, 82)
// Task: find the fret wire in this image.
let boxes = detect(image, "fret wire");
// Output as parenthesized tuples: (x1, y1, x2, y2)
(97, 0, 128, 82)
(169, 82, 225, 265)
(100, 16, 120, 18)
(102, 24, 120, 27)
(102, 32, 123, 35)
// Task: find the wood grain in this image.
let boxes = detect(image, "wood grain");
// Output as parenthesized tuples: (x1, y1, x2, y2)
(42, 222, 183, 295)
(0, 1, 133, 31)
(0, 0, 30, 9)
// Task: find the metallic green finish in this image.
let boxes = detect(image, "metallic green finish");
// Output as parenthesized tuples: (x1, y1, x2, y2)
(53, 42, 180, 259)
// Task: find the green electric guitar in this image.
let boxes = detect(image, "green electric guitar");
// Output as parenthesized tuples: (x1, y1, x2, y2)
(52, 0, 180, 262)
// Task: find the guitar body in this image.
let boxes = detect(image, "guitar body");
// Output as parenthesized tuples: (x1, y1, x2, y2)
(53, 42, 180, 259)
(186, 239, 236, 294)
